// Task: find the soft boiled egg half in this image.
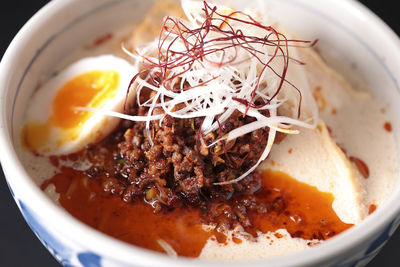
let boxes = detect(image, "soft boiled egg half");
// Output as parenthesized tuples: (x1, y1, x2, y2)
(22, 55, 136, 155)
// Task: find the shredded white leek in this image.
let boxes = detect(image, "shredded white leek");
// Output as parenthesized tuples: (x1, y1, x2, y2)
(100, 1, 318, 184)
(157, 239, 178, 258)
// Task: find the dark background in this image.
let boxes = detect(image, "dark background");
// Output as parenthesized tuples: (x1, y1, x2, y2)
(0, 1, 399, 266)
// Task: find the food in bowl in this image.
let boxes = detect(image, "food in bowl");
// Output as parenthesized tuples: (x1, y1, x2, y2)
(18, 0, 397, 261)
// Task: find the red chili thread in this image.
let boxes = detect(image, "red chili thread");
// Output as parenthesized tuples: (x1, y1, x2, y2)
(126, 1, 316, 118)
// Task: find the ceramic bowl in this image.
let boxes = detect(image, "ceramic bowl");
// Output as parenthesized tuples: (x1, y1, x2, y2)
(1, 0, 400, 266)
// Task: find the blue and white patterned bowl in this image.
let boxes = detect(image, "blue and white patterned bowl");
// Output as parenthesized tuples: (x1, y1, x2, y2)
(1, 0, 400, 266)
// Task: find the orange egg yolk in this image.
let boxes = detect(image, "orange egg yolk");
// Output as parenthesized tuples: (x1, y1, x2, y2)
(52, 70, 120, 128)
(22, 70, 120, 152)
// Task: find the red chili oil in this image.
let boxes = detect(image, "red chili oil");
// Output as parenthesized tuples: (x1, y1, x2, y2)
(41, 168, 352, 257)
(349, 156, 370, 179)
(384, 122, 392, 132)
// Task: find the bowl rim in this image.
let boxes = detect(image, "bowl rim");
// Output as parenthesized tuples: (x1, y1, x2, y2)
(1, 0, 400, 266)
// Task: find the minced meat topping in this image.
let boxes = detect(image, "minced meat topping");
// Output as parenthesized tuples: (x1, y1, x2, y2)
(81, 89, 284, 229)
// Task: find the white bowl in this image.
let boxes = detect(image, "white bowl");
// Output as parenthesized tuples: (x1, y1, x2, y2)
(1, 0, 400, 266)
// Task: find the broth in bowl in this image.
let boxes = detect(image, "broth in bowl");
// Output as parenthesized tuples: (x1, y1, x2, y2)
(11, 0, 399, 263)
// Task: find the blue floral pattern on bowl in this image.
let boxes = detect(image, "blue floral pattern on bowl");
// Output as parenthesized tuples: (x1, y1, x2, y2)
(329, 215, 400, 267)
(19, 201, 103, 267)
